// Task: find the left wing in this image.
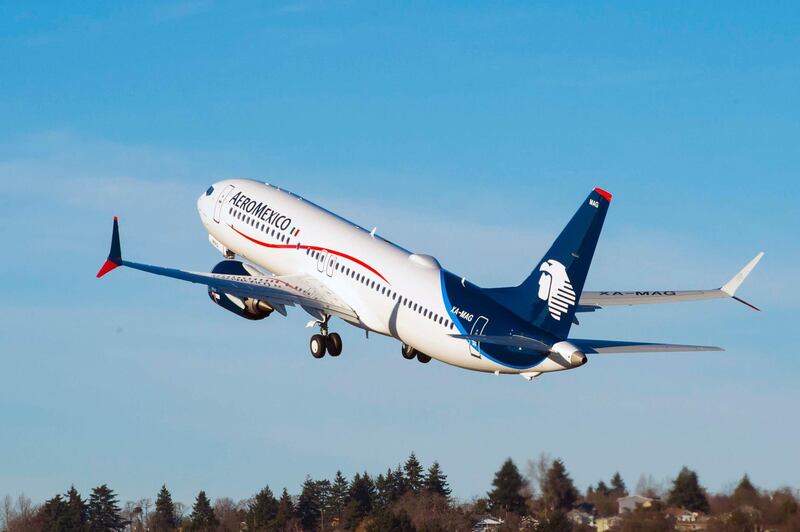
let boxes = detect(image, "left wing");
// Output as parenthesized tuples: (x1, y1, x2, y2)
(96, 217, 358, 321)
(569, 338, 722, 354)
(577, 252, 763, 312)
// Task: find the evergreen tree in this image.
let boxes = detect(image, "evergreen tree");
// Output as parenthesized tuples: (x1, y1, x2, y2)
(423, 462, 452, 498)
(273, 488, 294, 530)
(667, 467, 709, 513)
(316, 478, 333, 527)
(331, 471, 349, 519)
(487, 458, 527, 515)
(40, 494, 69, 532)
(389, 467, 408, 500)
(403, 453, 425, 494)
(86, 484, 125, 532)
(536, 509, 573, 532)
(542, 459, 578, 512)
(64, 486, 88, 531)
(732, 474, 759, 508)
(187, 491, 218, 531)
(296, 477, 322, 531)
(246, 486, 278, 531)
(596, 481, 610, 496)
(344, 472, 376, 529)
(374, 473, 391, 511)
(611, 472, 628, 497)
(151, 485, 178, 532)
(366, 509, 416, 532)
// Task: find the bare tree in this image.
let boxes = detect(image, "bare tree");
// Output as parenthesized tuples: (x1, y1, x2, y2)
(2, 495, 14, 531)
(213, 497, 245, 532)
(173, 501, 187, 524)
(635, 474, 665, 498)
(1, 494, 39, 532)
(526, 452, 553, 501)
(140, 498, 152, 524)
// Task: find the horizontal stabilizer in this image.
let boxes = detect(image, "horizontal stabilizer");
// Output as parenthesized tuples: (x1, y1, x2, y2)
(569, 338, 723, 354)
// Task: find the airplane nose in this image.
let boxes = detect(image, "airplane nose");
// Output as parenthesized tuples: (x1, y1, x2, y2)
(197, 193, 206, 216)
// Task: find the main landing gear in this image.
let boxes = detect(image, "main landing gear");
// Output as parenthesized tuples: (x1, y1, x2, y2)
(309, 316, 343, 359)
(401, 343, 431, 364)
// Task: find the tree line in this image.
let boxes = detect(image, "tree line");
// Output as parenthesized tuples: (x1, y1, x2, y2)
(2, 452, 799, 531)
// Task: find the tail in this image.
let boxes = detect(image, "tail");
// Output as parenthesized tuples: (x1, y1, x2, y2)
(96, 216, 122, 278)
(485, 188, 611, 338)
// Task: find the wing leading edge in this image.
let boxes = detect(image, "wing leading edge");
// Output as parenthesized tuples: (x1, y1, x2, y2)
(578, 252, 763, 312)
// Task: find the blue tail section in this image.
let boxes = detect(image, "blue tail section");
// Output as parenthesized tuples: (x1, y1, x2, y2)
(485, 188, 611, 338)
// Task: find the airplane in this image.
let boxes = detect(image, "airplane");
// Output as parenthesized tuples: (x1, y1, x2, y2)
(97, 180, 763, 380)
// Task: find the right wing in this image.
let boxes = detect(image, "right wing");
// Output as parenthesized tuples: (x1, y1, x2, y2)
(578, 252, 763, 312)
(96, 217, 358, 321)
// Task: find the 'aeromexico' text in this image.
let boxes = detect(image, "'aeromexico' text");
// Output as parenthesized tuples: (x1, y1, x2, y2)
(228, 191, 292, 231)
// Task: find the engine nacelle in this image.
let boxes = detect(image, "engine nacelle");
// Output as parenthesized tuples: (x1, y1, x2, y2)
(207, 260, 274, 320)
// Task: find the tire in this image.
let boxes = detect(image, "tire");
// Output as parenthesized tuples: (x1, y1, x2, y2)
(310, 334, 326, 358)
(401, 344, 417, 360)
(417, 353, 432, 364)
(326, 332, 343, 357)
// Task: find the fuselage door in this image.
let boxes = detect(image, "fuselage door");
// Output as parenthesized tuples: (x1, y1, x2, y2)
(214, 185, 235, 223)
(468, 316, 489, 358)
(316, 250, 328, 273)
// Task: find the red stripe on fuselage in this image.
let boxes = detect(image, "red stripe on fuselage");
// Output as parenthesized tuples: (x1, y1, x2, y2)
(230, 225, 390, 284)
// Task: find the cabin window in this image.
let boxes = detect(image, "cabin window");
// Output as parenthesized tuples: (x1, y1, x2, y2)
(205, 186, 214, 196)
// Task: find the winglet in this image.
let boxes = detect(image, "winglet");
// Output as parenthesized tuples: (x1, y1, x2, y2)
(720, 252, 763, 310)
(96, 216, 122, 278)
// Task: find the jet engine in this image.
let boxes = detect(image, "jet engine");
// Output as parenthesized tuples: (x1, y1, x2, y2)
(207, 260, 275, 320)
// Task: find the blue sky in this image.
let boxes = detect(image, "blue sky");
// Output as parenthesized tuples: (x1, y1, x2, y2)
(1, 1, 798, 508)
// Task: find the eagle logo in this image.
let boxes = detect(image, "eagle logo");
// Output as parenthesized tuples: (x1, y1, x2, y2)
(537, 259, 576, 320)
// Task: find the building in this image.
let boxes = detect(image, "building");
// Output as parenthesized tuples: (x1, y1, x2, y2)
(618, 495, 657, 514)
(567, 508, 595, 527)
(596, 515, 623, 532)
(473, 516, 504, 532)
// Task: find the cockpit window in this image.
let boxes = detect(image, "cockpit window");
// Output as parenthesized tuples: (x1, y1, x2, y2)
(205, 186, 215, 196)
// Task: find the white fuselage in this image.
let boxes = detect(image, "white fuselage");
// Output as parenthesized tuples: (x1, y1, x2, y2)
(197, 179, 564, 374)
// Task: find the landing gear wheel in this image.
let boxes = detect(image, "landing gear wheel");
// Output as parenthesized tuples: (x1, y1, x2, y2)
(326, 332, 343, 357)
(401, 344, 417, 360)
(417, 353, 432, 364)
(310, 334, 326, 358)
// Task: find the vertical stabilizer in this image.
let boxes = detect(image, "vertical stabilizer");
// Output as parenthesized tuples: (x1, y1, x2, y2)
(486, 188, 611, 338)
